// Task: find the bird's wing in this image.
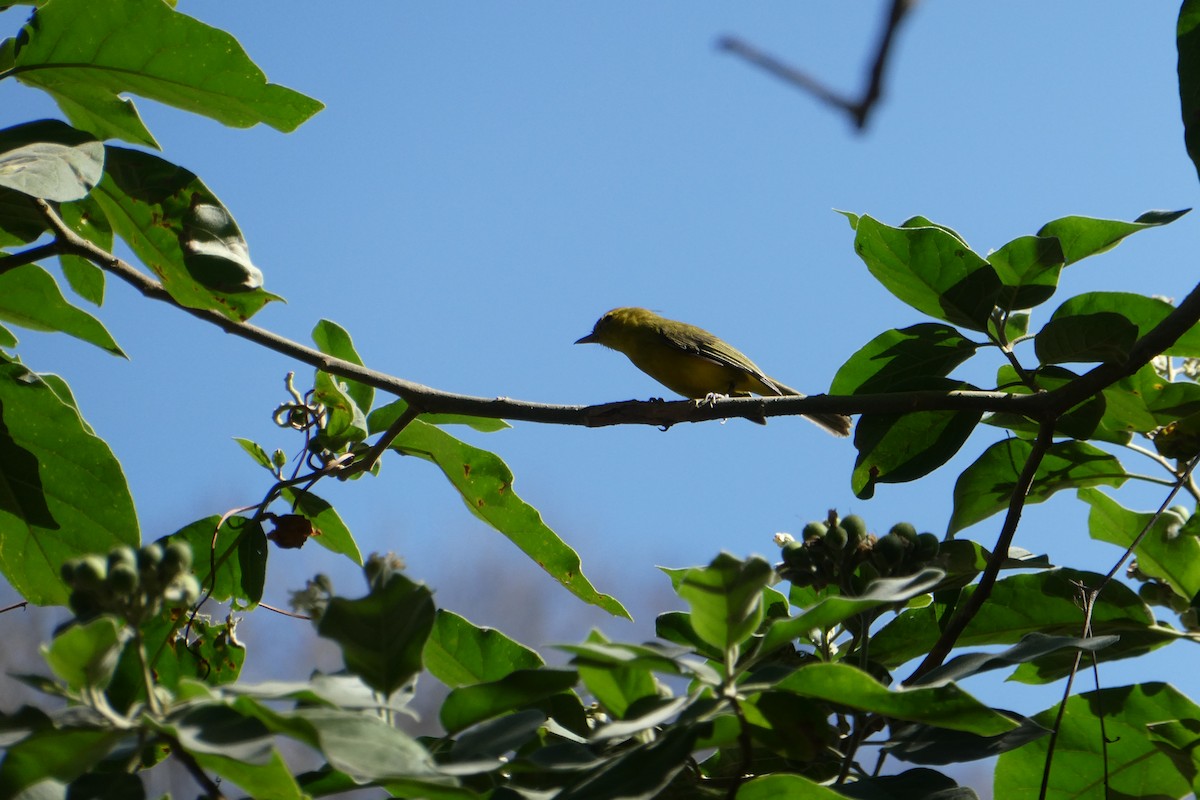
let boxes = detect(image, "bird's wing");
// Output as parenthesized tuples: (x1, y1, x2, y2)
(658, 324, 783, 393)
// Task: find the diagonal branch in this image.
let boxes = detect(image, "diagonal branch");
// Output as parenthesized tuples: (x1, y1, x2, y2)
(904, 419, 1056, 684)
(717, 0, 917, 130)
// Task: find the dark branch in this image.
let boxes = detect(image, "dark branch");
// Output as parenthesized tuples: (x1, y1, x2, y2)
(717, 0, 917, 130)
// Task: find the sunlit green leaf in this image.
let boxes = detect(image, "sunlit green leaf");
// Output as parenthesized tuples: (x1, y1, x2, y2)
(0, 119, 103, 202)
(995, 683, 1198, 799)
(11, 0, 323, 146)
(1037, 209, 1189, 265)
(424, 609, 544, 688)
(0, 264, 122, 355)
(948, 439, 1127, 534)
(388, 419, 628, 618)
(318, 571, 435, 697)
(676, 553, 773, 652)
(776, 662, 1016, 735)
(845, 213, 1001, 331)
(0, 361, 138, 605)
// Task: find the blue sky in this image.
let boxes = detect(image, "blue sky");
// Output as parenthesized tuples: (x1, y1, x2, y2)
(2, 2, 1197, 735)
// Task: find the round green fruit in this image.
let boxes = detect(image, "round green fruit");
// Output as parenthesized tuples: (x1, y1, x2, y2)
(825, 525, 849, 551)
(889, 523, 919, 546)
(916, 532, 940, 560)
(802, 522, 828, 542)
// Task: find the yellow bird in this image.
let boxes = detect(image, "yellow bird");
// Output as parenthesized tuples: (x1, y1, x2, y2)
(576, 307, 851, 436)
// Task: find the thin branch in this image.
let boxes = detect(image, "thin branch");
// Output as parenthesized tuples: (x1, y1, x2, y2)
(164, 733, 228, 800)
(36, 199, 1039, 428)
(0, 600, 28, 614)
(717, 0, 916, 130)
(904, 420, 1056, 684)
(0, 241, 62, 276)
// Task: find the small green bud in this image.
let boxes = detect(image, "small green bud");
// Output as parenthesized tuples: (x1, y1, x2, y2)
(874, 533, 906, 566)
(782, 540, 811, 570)
(106, 563, 139, 596)
(825, 525, 849, 551)
(915, 532, 940, 560)
(72, 556, 108, 590)
(889, 523, 919, 546)
(107, 546, 137, 571)
(841, 515, 868, 543)
(160, 541, 193, 581)
(802, 522, 828, 542)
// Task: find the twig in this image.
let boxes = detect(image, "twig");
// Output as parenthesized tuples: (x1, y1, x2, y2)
(164, 733, 228, 800)
(35, 198, 1042, 428)
(0, 241, 61, 275)
(717, 0, 916, 130)
(0, 600, 28, 614)
(904, 420, 1056, 683)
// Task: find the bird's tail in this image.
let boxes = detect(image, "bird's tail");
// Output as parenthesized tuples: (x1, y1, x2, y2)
(770, 380, 853, 437)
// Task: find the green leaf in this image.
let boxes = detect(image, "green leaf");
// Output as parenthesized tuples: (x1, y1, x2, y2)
(0, 728, 124, 798)
(312, 320, 373, 416)
(0, 119, 103, 202)
(869, 569, 1155, 669)
(987, 365, 1113, 442)
(989, 234, 1065, 311)
(312, 369, 368, 449)
(776, 662, 1016, 736)
(1045, 291, 1200, 358)
(948, 439, 1127, 535)
(759, 569, 944, 657)
(1080, 488, 1200, 600)
(0, 361, 138, 605)
(189, 749, 304, 800)
(12, 0, 323, 146)
(851, 381, 982, 499)
(846, 214, 1001, 331)
(995, 683, 1198, 799)
(371, 399, 513, 434)
(0, 187, 46, 245)
(1034, 311, 1139, 365)
(1037, 209, 1189, 265)
(735, 774, 845, 799)
(280, 488, 363, 566)
(424, 610, 543, 689)
(0, 264, 123, 355)
(675, 553, 773, 653)
(92, 147, 279, 322)
(56, 193, 109, 305)
(388, 418, 628, 618)
(440, 669, 579, 734)
(830, 323, 979, 395)
(158, 516, 265, 609)
(41, 616, 126, 692)
(552, 726, 697, 800)
(108, 614, 243, 713)
(317, 571, 435, 696)
(234, 697, 448, 786)
(446, 709, 546, 768)
(1182, 2, 1200, 182)
(233, 437, 275, 471)
(570, 631, 660, 719)
(911, 631, 1118, 687)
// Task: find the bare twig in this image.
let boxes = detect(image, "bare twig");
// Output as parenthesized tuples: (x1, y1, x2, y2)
(717, 0, 916, 130)
(0, 241, 61, 276)
(904, 420, 1056, 684)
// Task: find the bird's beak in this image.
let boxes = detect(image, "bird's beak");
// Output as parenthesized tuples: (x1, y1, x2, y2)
(575, 332, 598, 345)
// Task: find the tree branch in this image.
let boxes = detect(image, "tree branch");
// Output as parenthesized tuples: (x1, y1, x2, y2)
(717, 0, 917, 130)
(37, 198, 1040, 428)
(904, 418, 1056, 684)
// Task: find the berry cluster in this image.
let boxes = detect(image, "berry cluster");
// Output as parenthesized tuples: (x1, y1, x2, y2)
(778, 512, 941, 594)
(61, 541, 200, 623)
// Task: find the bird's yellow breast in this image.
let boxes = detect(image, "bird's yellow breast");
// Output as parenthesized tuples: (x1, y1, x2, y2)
(615, 332, 775, 398)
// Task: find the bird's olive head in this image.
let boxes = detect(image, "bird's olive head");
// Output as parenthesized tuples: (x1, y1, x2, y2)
(575, 307, 653, 347)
